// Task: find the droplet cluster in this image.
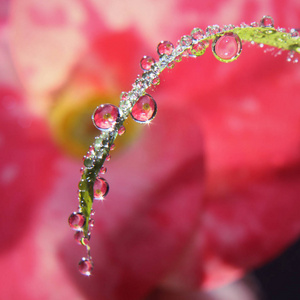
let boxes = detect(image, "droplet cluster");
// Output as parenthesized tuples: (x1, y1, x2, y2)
(68, 15, 300, 276)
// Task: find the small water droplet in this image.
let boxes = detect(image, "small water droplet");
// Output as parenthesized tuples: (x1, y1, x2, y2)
(68, 212, 86, 230)
(152, 77, 160, 86)
(80, 167, 84, 175)
(78, 179, 87, 191)
(140, 56, 155, 71)
(157, 41, 174, 56)
(206, 25, 220, 36)
(260, 15, 274, 28)
(250, 22, 259, 27)
(99, 166, 107, 174)
(131, 94, 157, 123)
(83, 156, 94, 169)
(167, 62, 175, 69)
(180, 35, 193, 47)
(191, 28, 205, 40)
(89, 218, 95, 228)
(94, 177, 109, 200)
(190, 42, 206, 56)
(78, 258, 94, 276)
(120, 92, 129, 101)
(105, 154, 111, 161)
(74, 231, 90, 246)
(92, 104, 119, 130)
(174, 55, 182, 62)
(290, 28, 299, 38)
(118, 125, 126, 136)
(212, 32, 242, 62)
(110, 144, 115, 151)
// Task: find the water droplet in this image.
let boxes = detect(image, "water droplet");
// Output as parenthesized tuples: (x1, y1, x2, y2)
(251, 22, 259, 27)
(174, 55, 182, 62)
(78, 179, 87, 191)
(99, 166, 107, 174)
(80, 167, 84, 175)
(212, 32, 242, 62)
(131, 94, 157, 123)
(157, 41, 174, 56)
(89, 218, 95, 228)
(68, 212, 86, 230)
(152, 77, 160, 86)
(140, 56, 155, 71)
(121, 92, 129, 101)
(92, 104, 119, 130)
(94, 177, 109, 200)
(206, 25, 220, 36)
(118, 125, 126, 136)
(167, 62, 175, 69)
(260, 15, 274, 28)
(190, 42, 206, 56)
(180, 35, 193, 47)
(191, 28, 205, 40)
(105, 154, 111, 161)
(74, 231, 90, 246)
(110, 144, 115, 151)
(290, 28, 299, 38)
(78, 258, 94, 276)
(83, 156, 94, 169)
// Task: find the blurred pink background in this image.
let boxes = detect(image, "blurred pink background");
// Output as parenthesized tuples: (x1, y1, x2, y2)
(0, 0, 300, 299)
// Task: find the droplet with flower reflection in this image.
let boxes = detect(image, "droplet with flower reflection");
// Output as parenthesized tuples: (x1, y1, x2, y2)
(68, 212, 86, 230)
(94, 177, 109, 200)
(131, 94, 157, 123)
(78, 258, 94, 276)
(260, 15, 274, 28)
(92, 104, 119, 130)
(212, 32, 242, 62)
(140, 56, 155, 71)
(157, 41, 174, 56)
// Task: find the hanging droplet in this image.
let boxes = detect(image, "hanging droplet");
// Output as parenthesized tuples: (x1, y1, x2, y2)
(167, 62, 175, 69)
(94, 177, 109, 200)
(131, 94, 157, 123)
(152, 77, 160, 86)
(157, 41, 174, 56)
(260, 15, 274, 28)
(105, 154, 111, 161)
(140, 56, 155, 71)
(99, 166, 107, 174)
(191, 28, 205, 40)
(110, 144, 115, 151)
(92, 104, 119, 130)
(68, 212, 86, 230)
(212, 32, 242, 62)
(74, 231, 90, 246)
(190, 42, 206, 56)
(118, 125, 126, 136)
(89, 218, 95, 229)
(78, 258, 94, 276)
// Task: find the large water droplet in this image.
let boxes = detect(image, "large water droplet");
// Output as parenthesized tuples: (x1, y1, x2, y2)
(157, 41, 174, 56)
(68, 212, 86, 230)
(131, 94, 157, 123)
(140, 56, 155, 71)
(92, 104, 119, 130)
(78, 258, 94, 276)
(94, 177, 109, 200)
(212, 32, 242, 62)
(260, 15, 274, 28)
